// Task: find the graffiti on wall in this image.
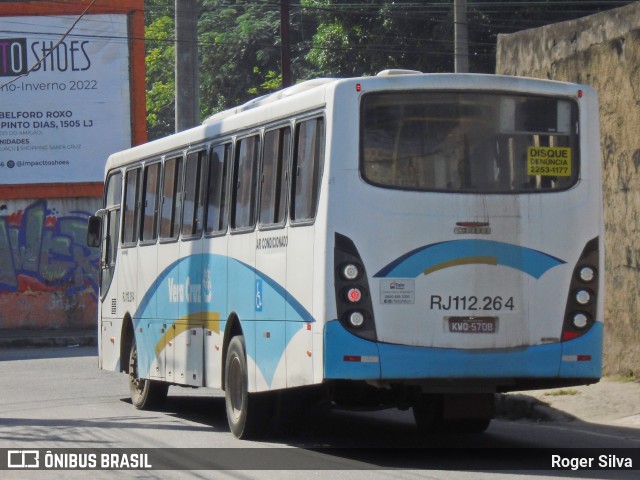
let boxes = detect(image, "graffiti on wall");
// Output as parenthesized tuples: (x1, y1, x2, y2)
(0, 199, 99, 329)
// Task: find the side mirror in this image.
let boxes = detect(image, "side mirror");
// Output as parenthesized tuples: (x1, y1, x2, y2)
(87, 215, 102, 247)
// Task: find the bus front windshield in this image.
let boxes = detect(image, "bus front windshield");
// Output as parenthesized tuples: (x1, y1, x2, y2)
(361, 91, 579, 193)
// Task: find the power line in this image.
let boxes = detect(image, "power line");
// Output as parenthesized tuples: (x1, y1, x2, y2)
(0, 0, 98, 89)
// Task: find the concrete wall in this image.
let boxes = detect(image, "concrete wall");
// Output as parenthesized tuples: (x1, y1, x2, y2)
(0, 198, 100, 330)
(497, 2, 640, 376)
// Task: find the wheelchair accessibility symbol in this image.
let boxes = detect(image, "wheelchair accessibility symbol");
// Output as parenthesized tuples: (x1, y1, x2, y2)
(255, 279, 263, 312)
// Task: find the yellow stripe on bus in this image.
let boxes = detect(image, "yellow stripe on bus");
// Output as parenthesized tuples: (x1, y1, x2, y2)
(155, 311, 221, 356)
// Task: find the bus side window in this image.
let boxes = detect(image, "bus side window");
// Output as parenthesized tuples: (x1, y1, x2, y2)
(101, 172, 122, 292)
(205, 143, 231, 235)
(231, 135, 260, 231)
(122, 167, 141, 245)
(260, 127, 291, 227)
(291, 117, 324, 223)
(140, 162, 161, 243)
(160, 156, 184, 240)
(182, 150, 207, 238)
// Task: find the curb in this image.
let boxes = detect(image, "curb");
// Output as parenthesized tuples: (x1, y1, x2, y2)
(0, 329, 97, 349)
(495, 393, 577, 422)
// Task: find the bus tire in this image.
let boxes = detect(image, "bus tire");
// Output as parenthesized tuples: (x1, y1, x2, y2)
(128, 340, 168, 410)
(225, 335, 271, 439)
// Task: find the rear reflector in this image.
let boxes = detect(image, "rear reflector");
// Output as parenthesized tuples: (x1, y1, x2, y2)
(562, 331, 581, 341)
(343, 355, 379, 363)
(562, 355, 592, 362)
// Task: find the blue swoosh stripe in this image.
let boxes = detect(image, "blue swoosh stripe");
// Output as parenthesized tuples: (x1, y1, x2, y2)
(374, 240, 565, 279)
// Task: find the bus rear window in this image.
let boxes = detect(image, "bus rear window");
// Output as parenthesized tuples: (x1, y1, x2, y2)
(361, 92, 579, 193)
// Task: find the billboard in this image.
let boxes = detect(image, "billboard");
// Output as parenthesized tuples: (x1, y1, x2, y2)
(0, 14, 132, 184)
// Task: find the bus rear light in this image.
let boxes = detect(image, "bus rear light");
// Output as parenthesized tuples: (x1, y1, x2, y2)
(347, 311, 365, 328)
(335, 233, 377, 341)
(562, 331, 581, 341)
(575, 289, 592, 305)
(346, 288, 362, 303)
(571, 312, 590, 329)
(578, 266, 596, 283)
(562, 237, 599, 342)
(341, 263, 360, 280)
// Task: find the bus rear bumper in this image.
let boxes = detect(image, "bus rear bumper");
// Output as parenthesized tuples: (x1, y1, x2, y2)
(324, 320, 603, 384)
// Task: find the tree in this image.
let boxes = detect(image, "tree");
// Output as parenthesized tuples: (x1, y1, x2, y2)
(303, 0, 455, 76)
(143, 0, 635, 139)
(198, 1, 284, 119)
(145, 0, 176, 139)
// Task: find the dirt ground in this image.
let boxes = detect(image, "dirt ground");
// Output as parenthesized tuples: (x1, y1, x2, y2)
(500, 377, 640, 427)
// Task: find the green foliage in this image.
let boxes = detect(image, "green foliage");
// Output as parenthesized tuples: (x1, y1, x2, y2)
(248, 69, 282, 95)
(198, 1, 283, 120)
(303, 0, 455, 76)
(143, 0, 633, 140)
(145, 13, 175, 139)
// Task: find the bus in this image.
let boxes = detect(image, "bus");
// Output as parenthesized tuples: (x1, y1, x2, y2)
(87, 71, 603, 438)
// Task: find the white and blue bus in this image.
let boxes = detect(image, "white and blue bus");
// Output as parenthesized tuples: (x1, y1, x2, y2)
(88, 71, 603, 438)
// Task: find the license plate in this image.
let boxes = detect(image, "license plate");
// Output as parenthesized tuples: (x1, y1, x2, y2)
(448, 316, 497, 334)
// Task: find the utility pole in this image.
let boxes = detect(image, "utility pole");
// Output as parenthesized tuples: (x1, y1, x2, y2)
(175, 0, 199, 132)
(454, 0, 469, 73)
(280, 0, 293, 88)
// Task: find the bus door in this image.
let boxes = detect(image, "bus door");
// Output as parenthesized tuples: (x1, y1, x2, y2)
(97, 172, 123, 371)
(119, 166, 142, 363)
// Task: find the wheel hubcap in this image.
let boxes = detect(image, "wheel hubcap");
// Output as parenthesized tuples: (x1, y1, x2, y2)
(228, 356, 243, 419)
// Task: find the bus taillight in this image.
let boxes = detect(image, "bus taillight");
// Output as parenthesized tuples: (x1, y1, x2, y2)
(334, 233, 377, 340)
(561, 237, 600, 342)
(346, 287, 362, 303)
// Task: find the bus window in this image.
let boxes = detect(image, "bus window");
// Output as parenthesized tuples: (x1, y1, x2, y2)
(260, 127, 291, 227)
(182, 150, 207, 238)
(291, 117, 324, 223)
(231, 135, 260, 230)
(361, 92, 579, 193)
(122, 167, 141, 245)
(101, 172, 122, 292)
(160, 156, 184, 240)
(141, 162, 161, 243)
(205, 143, 231, 235)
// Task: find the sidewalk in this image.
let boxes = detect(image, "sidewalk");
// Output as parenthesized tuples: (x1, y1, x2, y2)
(0, 328, 97, 348)
(496, 377, 640, 428)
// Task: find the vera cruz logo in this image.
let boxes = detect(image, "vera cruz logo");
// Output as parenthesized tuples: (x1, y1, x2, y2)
(0, 38, 28, 77)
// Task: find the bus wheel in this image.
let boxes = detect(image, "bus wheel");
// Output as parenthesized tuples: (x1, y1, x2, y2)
(225, 335, 271, 439)
(129, 340, 168, 409)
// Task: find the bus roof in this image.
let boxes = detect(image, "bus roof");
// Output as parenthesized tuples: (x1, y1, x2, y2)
(105, 72, 591, 173)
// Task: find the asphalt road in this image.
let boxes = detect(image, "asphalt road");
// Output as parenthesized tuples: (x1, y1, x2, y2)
(0, 346, 638, 480)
